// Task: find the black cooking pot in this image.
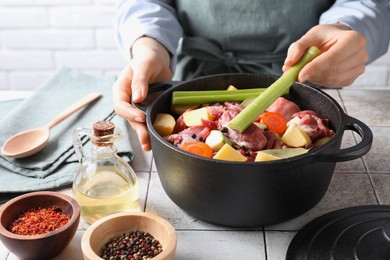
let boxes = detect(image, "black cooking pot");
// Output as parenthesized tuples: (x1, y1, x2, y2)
(135, 73, 372, 227)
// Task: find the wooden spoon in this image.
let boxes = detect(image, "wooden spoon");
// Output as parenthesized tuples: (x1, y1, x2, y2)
(1, 91, 101, 159)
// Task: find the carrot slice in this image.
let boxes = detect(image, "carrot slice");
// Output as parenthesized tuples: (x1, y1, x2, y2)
(180, 141, 213, 158)
(261, 112, 287, 135)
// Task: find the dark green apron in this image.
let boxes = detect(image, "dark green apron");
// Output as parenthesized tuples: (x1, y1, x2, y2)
(173, 0, 334, 80)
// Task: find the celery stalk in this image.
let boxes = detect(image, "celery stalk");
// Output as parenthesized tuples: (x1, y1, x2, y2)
(173, 88, 265, 97)
(228, 46, 322, 133)
(171, 88, 266, 105)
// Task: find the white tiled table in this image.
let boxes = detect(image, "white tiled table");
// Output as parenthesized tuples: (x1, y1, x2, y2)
(1, 88, 390, 260)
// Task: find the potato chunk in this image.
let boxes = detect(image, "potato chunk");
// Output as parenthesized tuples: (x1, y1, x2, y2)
(153, 113, 176, 137)
(281, 123, 311, 147)
(170, 104, 200, 116)
(226, 85, 238, 91)
(182, 107, 213, 126)
(213, 143, 247, 162)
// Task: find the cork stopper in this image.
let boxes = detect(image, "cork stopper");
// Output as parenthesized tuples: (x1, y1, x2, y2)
(93, 120, 115, 137)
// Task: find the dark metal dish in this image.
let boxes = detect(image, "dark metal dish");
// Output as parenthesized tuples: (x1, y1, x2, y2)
(135, 73, 373, 227)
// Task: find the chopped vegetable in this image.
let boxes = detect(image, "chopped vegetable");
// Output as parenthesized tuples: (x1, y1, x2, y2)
(181, 141, 213, 158)
(171, 104, 200, 115)
(287, 116, 301, 127)
(240, 96, 256, 107)
(153, 113, 176, 137)
(182, 107, 213, 126)
(281, 123, 312, 147)
(253, 122, 267, 131)
(255, 148, 309, 162)
(213, 143, 247, 162)
(261, 112, 287, 135)
(226, 85, 238, 91)
(228, 46, 322, 133)
(171, 88, 265, 105)
(314, 136, 332, 147)
(205, 130, 232, 152)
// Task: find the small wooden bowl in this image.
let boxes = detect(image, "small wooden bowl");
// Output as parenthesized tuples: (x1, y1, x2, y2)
(82, 212, 177, 260)
(0, 191, 80, 260)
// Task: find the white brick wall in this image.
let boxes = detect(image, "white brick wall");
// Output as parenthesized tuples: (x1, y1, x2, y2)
(0, 0, 125, 90)
(0, 1, 389, 91)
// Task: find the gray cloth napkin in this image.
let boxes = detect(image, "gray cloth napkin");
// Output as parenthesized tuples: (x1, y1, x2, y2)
(0, 67, 134, 197)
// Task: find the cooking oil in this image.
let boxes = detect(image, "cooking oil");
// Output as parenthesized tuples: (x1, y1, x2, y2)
(72, 120, 141, 224)
(72, 166, 140, 224)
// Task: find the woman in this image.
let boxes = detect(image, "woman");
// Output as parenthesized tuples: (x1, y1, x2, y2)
(113, 0, 390, 151)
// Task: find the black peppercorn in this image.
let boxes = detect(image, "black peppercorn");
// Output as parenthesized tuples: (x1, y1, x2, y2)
(101, 230, 163, 260)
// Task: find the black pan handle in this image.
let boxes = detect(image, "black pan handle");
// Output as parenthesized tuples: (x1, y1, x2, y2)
(131, 81, 179, 114)
(314, 115, 373, 162)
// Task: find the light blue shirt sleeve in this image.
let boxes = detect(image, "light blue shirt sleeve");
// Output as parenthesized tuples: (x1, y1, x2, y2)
(320, 0, 390, 63)
(115, 0, 390, 70)
(115, 0, 183, 70)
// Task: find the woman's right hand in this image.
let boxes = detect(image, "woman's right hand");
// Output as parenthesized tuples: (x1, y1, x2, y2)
(113, 37, 172, 151)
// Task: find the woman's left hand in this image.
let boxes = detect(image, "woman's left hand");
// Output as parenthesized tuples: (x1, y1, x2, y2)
(283, 24, 368, 88)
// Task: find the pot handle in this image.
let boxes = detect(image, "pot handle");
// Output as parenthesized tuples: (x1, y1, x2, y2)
(315, 115, 373, 162)
(131, 81, 179, 114)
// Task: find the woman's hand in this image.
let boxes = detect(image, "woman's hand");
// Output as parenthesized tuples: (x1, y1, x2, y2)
(283, 24, 368, 88)
(113, 37, 172, 151)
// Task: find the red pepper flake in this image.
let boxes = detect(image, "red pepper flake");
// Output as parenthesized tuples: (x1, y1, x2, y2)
(8, 207, 69, 236)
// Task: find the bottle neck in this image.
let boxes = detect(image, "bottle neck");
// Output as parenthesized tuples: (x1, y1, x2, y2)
(91, 143, 118, 158)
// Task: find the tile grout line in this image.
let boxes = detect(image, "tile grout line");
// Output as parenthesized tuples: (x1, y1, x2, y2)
(367, 174, 381, 205)
(262, 226, 269, 260)
(143, 171, 152, 212)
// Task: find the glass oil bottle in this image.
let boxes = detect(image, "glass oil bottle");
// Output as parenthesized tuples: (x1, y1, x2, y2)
(72, 120, 140, 224)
